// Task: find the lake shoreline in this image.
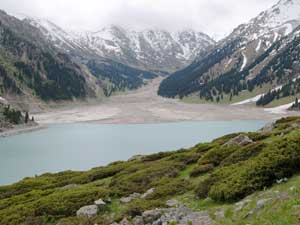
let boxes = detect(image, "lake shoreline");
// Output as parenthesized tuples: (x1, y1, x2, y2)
(0, 124, 47, 138)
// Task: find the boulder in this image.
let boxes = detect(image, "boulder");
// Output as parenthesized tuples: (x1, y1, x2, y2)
(215, 208, 225, 219)
(224, 134, 253, 147)
(276, 177, 288, 184)
(94, 198, 107, 211)
(256, 198, 272, 210)
(234, 199, 251, 211)
(60, 184, 78, 190)
(94, 198, 106, 206)
(141, 188, 155, 198)
(120, 197, 133, 204)
(260, 122, 275, 132)
(142, 210, 163, 223)
(128, 155, 145, 161)
(166, 199, 179, 207)
(119, 218, 131, 225)
(130, 207, 213, 225)
(132, 216, 144, 225)
(291, 123, 300, 128)
(76, 205, 98, 217)
(120, 193, 142, 203)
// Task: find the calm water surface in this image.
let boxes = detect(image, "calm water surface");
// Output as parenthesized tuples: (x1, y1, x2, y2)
(0, 120, 266, 185)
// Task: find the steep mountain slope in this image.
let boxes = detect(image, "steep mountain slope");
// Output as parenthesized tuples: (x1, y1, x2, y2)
(1, 117, 300, 224)
(0, 10, 161, 108)
(86, 58, 157, 96)
(25, 18, 215, 73)
(0, 10, 98, 104)
(159, 0, 300, 105)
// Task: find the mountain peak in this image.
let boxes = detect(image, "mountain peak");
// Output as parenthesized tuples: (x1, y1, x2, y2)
(25, 18, 215, 72)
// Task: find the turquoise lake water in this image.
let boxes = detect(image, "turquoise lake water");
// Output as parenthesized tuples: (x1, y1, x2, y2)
(0, 120, 267, 185)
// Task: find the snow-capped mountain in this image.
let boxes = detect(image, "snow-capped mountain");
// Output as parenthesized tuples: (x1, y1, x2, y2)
(159, 0, 300, 102)
(24, 18, 215, 73)
(227, 0, 300, 51)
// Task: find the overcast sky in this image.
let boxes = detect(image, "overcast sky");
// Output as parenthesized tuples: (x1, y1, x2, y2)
(1, 0, 278, 40)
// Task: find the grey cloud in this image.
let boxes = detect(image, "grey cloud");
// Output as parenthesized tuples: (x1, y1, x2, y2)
(1, 0, 278, 39)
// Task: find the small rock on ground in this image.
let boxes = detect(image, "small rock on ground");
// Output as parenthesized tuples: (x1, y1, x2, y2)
(76, 205, 98, 217)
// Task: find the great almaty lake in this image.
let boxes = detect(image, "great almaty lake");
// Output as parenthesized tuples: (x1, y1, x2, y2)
(0, 120, 267, 185)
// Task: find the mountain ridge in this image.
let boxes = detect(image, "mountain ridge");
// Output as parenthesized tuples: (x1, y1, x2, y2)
(24, 18, 216, 73)
(158, 0, 300, 107)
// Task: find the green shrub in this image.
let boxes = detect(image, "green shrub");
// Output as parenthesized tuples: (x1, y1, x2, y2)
(221, 142, 266, 166)
(142, 151, 175, 162)
(168, 151, 202, 165)
(198, 145, 238, 167)
(148, 178, 191, 199)
(196, 131, 300, 201)
(190, 164, 214, 177)
(110, 159, 184, 195)
(125, 199, 164, 217)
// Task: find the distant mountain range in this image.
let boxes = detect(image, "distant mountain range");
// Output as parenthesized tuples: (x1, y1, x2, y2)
(158, 0, 300, 106)
(3, 0, 300, 108)
(24, 18, 215, 73)
(0, 10, 215, 105)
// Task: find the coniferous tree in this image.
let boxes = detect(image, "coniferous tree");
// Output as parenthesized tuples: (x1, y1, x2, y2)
(25, 112, 29, 124)
(294, 97, 299, 109)
(229, 92, 233, 101)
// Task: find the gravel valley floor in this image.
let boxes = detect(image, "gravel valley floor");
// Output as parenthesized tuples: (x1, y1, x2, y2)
(35, 78, 300, 124)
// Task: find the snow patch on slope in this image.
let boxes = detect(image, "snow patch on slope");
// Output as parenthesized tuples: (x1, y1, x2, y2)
(240, 52, 247, 72)
(256, 39, 262, 52)
(264, 102, 294, 114)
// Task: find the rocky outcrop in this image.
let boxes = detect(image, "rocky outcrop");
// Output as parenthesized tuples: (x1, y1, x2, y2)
(224, 134, 253, 147)
(260, 122, 275, 132)
(76, 198, 108, 217)
(60, 184, 79, 190)
(94, 198, 107, 211)
(120, 188, 155, 203)
(165, 199, 180, 207)
(234, 199, 251, 212)
(120, 193, 142, 204)
(291, 123, 300, 128)
(76, 205, 98, 217)
(112, 207, 213, 225)
(141, 188, 155, 199)
(128, 155, 145, 162)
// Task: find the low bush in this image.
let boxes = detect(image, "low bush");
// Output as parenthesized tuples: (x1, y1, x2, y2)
(221, 142, 266, 166)
(110, 160, 184, 195)
(198, 145, 238, 166)
(196, 131, 300, 201)
(190, 164, 214, 177)
(125, 199, 165, 217)
(148, 178, 191, 199)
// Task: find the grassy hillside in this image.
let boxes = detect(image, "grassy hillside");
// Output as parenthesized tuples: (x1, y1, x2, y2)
(1, 117, 300, 224)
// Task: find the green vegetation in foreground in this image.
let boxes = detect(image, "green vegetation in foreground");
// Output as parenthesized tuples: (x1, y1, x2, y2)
(1, 117, 300, 224)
